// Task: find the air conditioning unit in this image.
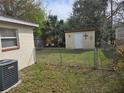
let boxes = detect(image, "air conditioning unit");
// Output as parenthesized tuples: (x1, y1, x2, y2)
(0, 60, 19, 91)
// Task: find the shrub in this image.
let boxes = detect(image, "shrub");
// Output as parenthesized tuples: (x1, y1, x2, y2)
(114, 40, 124, 72)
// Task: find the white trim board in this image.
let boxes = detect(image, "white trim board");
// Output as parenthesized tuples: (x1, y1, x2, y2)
(0, 16, 39, 27)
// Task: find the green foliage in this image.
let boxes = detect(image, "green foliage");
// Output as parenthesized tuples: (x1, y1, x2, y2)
(21, 5, 45, 36)
(0, 0, 45, 36)
(68, 0, 124, 44)
(68, 0, 108, 28)
(43, 15, 65, 46)
(67, 0, 109, 46)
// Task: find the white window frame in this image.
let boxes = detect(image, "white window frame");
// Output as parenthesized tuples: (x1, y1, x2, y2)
(0, 28, 20, 52)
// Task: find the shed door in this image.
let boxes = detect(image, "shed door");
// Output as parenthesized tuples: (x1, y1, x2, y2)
(75, 33, 83, 49)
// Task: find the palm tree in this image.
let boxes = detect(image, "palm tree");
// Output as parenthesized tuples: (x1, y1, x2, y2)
(43, 15, 64, 47)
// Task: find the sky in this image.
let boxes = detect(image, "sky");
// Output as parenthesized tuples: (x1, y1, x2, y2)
(42, 0, 76, 21)
(42, 0, 124, 21)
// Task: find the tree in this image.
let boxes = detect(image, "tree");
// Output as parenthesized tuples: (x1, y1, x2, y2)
(68, 0, 108, 46)
(107, 0, 124, 24)
(105, 0, 124, 44)
(43, 15, 65, 47)
(0, 0, 45, 36)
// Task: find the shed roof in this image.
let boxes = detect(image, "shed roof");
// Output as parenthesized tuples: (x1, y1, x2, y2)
(0, 16, 39, 27)
(65, 28, 96, 33)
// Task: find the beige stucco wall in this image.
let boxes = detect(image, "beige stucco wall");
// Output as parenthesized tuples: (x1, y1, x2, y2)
(0, 22, 35, 70)
(116, 27, 124, 40)
(65, 31, 95, 49)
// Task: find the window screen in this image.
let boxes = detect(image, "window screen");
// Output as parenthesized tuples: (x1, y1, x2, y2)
(0, 28, 18, 48)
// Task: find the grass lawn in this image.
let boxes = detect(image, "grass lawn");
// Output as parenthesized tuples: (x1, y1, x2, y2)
(37, 49, 95, 67)
(8, 49, 123, 93)
(36, 49, 113, 69)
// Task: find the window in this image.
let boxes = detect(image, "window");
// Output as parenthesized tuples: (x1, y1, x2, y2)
(0, 28, 19, 51)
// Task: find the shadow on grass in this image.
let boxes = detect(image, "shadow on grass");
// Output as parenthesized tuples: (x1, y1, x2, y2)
(36, 48, 94, 54)
(101, 49, 113, 59)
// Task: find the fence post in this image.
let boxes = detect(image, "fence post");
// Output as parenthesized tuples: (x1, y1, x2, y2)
(94, 48, 98, 69)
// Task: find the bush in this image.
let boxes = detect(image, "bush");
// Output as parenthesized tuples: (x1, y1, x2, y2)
(114, 40, 124, 72)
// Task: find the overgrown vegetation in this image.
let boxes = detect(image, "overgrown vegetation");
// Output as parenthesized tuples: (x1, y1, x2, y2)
(114, 40, 124, 72)
(42, 15, 65, 47)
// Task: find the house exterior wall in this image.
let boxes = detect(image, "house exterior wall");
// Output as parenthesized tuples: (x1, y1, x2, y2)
(65, 31, 95, 49)
(116, 26, 124, 40)
(0, 22, 35, 70)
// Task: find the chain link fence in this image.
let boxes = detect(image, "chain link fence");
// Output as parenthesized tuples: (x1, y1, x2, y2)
(36, 43, 114, 71)
(96, 40, 114, 71)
